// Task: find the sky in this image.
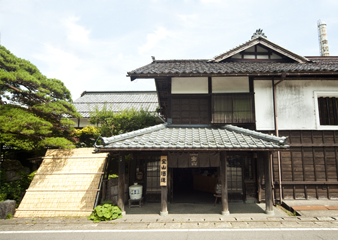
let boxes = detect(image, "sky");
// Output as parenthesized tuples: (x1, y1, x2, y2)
(1, 0, 338, 101)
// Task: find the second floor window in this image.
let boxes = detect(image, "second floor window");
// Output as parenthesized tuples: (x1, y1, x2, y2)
(318, 97, 338, 125)
(212, 93, 254, 124)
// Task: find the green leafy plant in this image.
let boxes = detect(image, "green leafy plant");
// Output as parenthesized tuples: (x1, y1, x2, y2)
(108, 174, 118, 179)
(89, 104, 157, 137)
(74, 125, 100, 147)
(5, 213, 12, 219)
(88, 204, 123, 222)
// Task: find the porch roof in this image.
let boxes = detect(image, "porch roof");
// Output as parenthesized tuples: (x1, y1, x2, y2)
(96, 124, 289, 151)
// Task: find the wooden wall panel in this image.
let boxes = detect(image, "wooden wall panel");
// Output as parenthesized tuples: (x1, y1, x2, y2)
(306, 186, 317, 199)
(263, 130, 338, 200)
(295, 185, 306, 199)
(283, 186, 294, 199)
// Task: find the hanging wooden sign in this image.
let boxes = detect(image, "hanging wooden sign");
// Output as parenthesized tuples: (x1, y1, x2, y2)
(160, 156, 167, 186)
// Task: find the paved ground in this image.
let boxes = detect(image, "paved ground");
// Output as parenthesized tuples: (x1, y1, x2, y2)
(1, 201, 338, 231)
(283, 199, 338, 217)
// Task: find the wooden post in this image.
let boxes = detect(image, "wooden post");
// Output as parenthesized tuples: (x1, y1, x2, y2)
(160, 156, 168, 216)
(221, 152, 229, 215)
(160, 186, 168, 216)
(118, 154, 126, 215)
(265, 152, 274, 215)
(102, 180, 107, 201)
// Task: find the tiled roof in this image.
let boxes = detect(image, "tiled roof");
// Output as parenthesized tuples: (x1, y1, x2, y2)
(127, 58, 338, 77)
(98, 124, 289, 150)
(72, 91, 159, 118)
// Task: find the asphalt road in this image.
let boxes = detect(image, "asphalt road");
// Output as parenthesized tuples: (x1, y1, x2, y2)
(1, 228, 338, 240)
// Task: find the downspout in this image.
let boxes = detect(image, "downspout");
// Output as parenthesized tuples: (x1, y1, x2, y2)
(273, 74, 285, 205)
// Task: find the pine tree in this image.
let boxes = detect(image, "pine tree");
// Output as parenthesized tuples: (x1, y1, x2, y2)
(0, 45, 80, 151)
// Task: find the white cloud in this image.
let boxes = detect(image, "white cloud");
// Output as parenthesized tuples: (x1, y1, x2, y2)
(34, 44, 82, 72)
(177, 14, 198, 28)
(138, 27, 173, 54)
(62, 17, 91, 45)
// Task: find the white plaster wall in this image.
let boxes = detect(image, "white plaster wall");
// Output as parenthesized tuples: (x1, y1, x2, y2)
(212, 77, 249, 93)
(70, 118, 98, 128)
(276, 80, 338, 130)
(254, 80, 274, 130)
(276, 80, 314, 130)
(172, 77, 208, 94)
(79, 118, 95, 128)
(254, 80, 338, 130)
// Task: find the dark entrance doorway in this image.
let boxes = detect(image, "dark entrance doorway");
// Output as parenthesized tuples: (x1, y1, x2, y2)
(226, 152, 257, 202)
(172, 167, 218, 204)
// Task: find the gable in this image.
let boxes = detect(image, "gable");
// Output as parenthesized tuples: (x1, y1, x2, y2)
(210, 37, 309, 63)
(227, 43, 289, 61)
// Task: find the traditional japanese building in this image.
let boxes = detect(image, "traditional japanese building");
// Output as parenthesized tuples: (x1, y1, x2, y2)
(95, 30, 338, 216)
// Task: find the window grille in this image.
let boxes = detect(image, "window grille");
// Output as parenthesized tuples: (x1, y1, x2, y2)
(212, 93, 254, 124)
(227, 156, 243, 192)
(318, 97, 338, 125)
(146, 159, 161, 194)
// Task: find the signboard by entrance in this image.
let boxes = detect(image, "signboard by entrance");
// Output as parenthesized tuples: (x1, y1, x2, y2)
(160, 156, 167, 186)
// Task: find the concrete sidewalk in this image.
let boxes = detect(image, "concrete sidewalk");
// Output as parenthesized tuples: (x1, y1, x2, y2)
(283, 199, 338, 217)
(1, 202, 338, 231)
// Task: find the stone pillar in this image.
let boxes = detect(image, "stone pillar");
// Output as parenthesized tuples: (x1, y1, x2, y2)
(221, 152, 229, 215)
(118, 154, 126, 215)
(265, 151, 274, 215)
(160, 186, 168, 216)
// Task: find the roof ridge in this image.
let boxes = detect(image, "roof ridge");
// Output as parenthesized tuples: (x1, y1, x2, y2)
(100, 124, 167, 145)
(222, 125, 288, 145)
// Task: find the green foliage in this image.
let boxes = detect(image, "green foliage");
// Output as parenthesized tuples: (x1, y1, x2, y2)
(89, 104, 157, 137)
(108, 174, 118, 179)
(0, 45, 80, 151)
(0, 169, 36, 205)
(5, 213, 12, 219)
(88, 204, 123, 222)
(74, 125, 100, 147)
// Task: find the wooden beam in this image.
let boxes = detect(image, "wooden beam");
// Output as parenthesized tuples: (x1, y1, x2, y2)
(118, 154, 126, 215)
(221, 152, 229, 215)
(26, 189, 100, 192)
(35, 172, 104, 175)
(42, 156, 107, 159)
(279, 181, 338, 185)
(160, 186, 168, 216)
(265, 152, 274, 215)
(16, 209, 93, 212)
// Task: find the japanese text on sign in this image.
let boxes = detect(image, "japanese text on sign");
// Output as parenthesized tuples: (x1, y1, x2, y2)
(160, 156, 167, 186)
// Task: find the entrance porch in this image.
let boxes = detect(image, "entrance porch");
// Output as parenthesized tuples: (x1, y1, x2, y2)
(96, 123, 289, 216)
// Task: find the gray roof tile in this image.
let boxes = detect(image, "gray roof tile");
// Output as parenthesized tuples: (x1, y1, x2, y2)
(98, 124, 289, 150)
(72, 91, 159, 118)
(127, 58, 338, 77)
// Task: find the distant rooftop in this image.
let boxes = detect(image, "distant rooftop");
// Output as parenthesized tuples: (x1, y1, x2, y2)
(72, 91, 159, 118)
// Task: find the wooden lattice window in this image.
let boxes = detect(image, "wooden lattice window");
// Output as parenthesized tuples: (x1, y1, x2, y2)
(318, 97, 338, 125)
(146, 159, 161, 194)
(212, 93, 254, 124)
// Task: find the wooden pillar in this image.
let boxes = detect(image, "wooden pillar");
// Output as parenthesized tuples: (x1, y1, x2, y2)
(118, 154, 126, 215)
(160, 155, 168, 216)
(221, 152, 229, 215)
(265, 151, 274, 215)
(160, 186, 168, 216)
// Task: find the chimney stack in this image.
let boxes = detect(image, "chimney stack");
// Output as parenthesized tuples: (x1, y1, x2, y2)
(318, 20, 329, 56)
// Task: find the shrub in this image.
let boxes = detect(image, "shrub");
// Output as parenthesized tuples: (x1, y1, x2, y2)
(88, 204, 123, 222)
(0, 169, 36, 206)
